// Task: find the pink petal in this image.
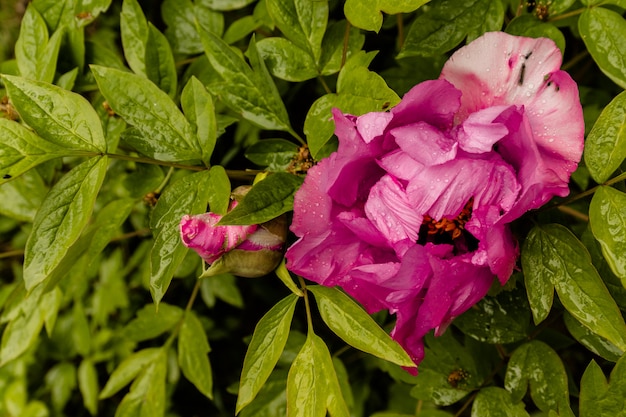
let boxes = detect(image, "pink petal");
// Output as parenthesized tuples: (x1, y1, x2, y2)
(390, 79, 461, 129)
(456, 105, 520, 153)
(392, 122, 458, 165)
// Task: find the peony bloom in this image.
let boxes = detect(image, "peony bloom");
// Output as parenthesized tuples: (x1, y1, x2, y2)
(180, 187, 287, 278)
(285, 32, 584, 370)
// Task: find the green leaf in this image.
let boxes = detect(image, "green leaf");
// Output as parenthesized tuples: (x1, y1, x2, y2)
(308, 285, 415, 368)
(121, 0, 148, 76)
(236, 294, 298, 414)
(201, 274, 244, 308)
(471, 387, 530, 417)
(505, 15, 565, 55)
(466, 0, 504, 42)
(344, 0, 430, 32)
(72, 302, 91, 356)
(3, 75, 107, 153)
(149, 170, 214, 304)
(275, 258, 304, 296)
(266, 0, 328, 63)
(564, 312, 623, 362)
(590, 186, 626, 286)
(178, 311, 213, 399)
(239, 370, 288, 417)
(122, 303, 183, 342)
(0, 118, 68, 184)
(579, 7, 626, 89)
(580, 356, 626, 417)
(78, 359, 99, 416)
(198, 29, 293, 132)
(398, 0, 502, 58)
(91, 65, 201, 162)
(454, 286, 531, 344)
(286, 333, 348, 417)
(99, 348, 163, 399)
(245, 138, 298, 171)
(256, 38, 318, 82)
(505, 341, 571, 414)
(145, 23, 178, 98)
(23, 156, 108, 291)
(0, 170, 47, 222)
(584, 90, 626, 183)
(219, 172, 303, 225)
(162, 0, 225, 55)
(205, 0, 257, 11)
(224, 15, 262, 44)
(181, 76, 217, 166)
(304, 51, 400, 158)
(115, 349, 167, 417)
(206, 165, 231, 215)
(14, 4, 63, 83)
(318, 20, 366, 76)
(45, 362, 77, 412)
(521, 224, 626, 351)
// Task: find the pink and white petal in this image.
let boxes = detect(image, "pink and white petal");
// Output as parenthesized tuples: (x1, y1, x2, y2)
(290, 160, 334, 237)
(392, 122, 458, 165)
(456, 105, 520, 153)
(356, 111, 394, 144)
(365, 175, 424, 243)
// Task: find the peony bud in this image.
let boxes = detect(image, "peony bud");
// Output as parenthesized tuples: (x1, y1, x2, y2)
(180, 187, 287, 278)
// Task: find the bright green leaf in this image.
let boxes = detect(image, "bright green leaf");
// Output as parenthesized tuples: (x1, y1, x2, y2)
(286, 333, 327, 417)
(45, 362, 77, 412)
(205, 0, 256, 11)
(78, 359, 99, 416)
(115, 349, 167, 417)
(308, 285, 415, 368)
(23, 156, 108, 291)
(72, 302, 91, 356)
(0, 170, 47, 222)
(318, 20, 365, 75)
(522, 224, 626, 351)
(91, 65, 201, 162)
(344, 0, 430, 32)
(122, 303, 183, 342)
(121, 0, 148, 76)
(590, 186, 626, 285)
(236, 294, 298, 414)
(145, 23, 178, 97)
(275, 258, 304, 296)
(505, 340, 571, 413)
(471, 387, 530, 417)
(3, 75, 107, 153)
(584, 91, 626, 183)
(219, 172, 303, 225)
(256, 38, 318, 81)
(564, 312, 623, 362)
(178, 310, 213, 399)
(181, 76, 217, 166)
(579, 7, 626, 89)
(99, 348, 162, 399)
(149, 170, 214, 304)
(580, 356, 626, 417)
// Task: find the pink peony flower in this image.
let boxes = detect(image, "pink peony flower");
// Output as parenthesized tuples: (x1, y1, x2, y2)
(285, 32, 584, 370)
(181, 194, 287, 278)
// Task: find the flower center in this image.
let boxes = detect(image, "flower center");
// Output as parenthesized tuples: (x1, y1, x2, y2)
(418, 198, 478, 253)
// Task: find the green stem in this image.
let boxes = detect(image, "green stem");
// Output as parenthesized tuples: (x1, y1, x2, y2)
(341, 20, 351, 69)
(396, 14, 405, 51)
(557, 205, 589, 222)
(552, 171, 626, 208)
(548, 7, 584, 22)
(298, 276, 314, 333)
(164, 279, 203, 349)
(318, 75, 332, 95)
(0, 249, 24, 259)
(561, 50, 589, 72)
(288, 128, 307, 146)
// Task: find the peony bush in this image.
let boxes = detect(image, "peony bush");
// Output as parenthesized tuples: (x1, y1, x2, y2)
(1, 1, 626, 416)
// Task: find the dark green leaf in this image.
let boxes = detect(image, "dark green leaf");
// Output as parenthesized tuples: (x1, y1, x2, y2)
(471, 387, 530, 417)
(149, 170, 214, 304)
(122, 303, 183, 342)
(590, 186, 626, 285)
(178, 311, 213, 399)
(78, 359, 99, 416)
(266, 0, 328, 62)
(245, 138, 298, 171)
(181, 76, 217, 166)
(145, 23, 178, 98)
(99, 348, 162, 399)
(505, 15, 565, 55)
(206, 165, 231, 215)
(504, 341, 571, 414)
(0, 118, 68, 185)
(584, 91, 626, 183)
(219, 172, 303, 225)
(201, 274, 243, 307)
(344, 0, 429, 32)
(256, 38, 318, 81)
(580, 356, 626, 417)
(522, 224, 626, 351)
(579, 7, 626, 89)
(454, 286, 531, 344)
(162, 0, 225, 55)
(399, 0, 504, 58)
(91, 65, 201, 162)
(205, 0, 256, 11)
(3, 75, 107, 152)
(121, 0, 148, 76)
(318, 20, 365, 75)
(309, 285, 415, 368)
(199, 29, 293, 132)
(564, 312, 623, 362)
(236, 294, 298, 414)
(24, 156, 108, 291)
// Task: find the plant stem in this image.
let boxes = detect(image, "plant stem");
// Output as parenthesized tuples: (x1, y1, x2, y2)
(548, 8, 584, 22)
(553, 171, 626, 208)
(341, 20, 351, 69)
(396, 14, 405, 51)
(298, 276, 314, 333)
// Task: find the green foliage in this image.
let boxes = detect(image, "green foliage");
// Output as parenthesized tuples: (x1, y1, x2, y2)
(0, 0, 625, 416)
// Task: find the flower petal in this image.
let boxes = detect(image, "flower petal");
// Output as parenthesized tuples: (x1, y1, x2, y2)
(392, 122, 458, 165)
